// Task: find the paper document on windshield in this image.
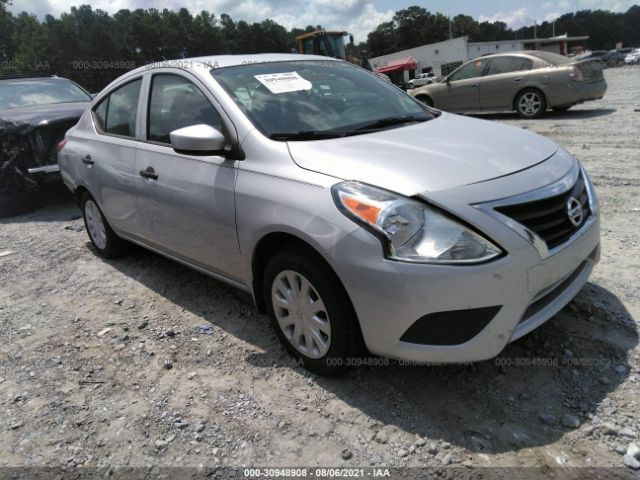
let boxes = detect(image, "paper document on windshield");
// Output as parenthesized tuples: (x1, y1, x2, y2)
(254, 71, 312, 94)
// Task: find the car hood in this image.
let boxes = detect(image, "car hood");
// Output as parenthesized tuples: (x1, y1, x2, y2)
(287, 112, 559, 196)
(0, 102, 88, 126)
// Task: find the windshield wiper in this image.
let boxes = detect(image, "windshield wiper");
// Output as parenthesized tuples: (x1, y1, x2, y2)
(269, 130, 347, 141)
(352, 115, 428, 132)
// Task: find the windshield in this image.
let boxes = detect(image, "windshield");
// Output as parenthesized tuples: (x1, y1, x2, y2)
(212, 60, 433, 140)
(0, 78, 91, 109)
(322, 34, 347, 59)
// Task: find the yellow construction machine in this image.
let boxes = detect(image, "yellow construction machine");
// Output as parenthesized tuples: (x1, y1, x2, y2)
(295, 30, 354, 60)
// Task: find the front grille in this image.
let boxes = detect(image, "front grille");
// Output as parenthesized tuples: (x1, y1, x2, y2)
(496, 173, 590, 250)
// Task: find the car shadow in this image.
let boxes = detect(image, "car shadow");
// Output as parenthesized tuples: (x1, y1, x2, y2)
(97, 239, 637, 455)
(0, 184, 75, 223)
(469, 108, 617, 121)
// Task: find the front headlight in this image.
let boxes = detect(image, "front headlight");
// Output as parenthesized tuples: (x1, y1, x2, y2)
(332, 181, 502, 264)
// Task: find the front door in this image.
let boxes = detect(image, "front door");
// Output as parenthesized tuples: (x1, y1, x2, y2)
(134, 72, 242, 281)
(479, 56, 533, 110)
(436, 58, 487, 112)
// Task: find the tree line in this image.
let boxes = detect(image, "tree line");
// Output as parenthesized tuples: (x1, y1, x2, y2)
(366, 5, 640, 58)
(1, 1, 639, 92)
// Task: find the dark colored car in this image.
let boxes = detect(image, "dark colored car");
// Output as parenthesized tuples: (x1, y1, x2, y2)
(608, 48, 634, 66)
(576, 50, 610, 67)
(0, 75, 91, 203)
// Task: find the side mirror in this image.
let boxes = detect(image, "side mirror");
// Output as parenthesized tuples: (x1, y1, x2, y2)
(170, 124, 226, 155)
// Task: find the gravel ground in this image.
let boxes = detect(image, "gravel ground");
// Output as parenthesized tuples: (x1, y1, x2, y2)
(1, 67, 639, 477)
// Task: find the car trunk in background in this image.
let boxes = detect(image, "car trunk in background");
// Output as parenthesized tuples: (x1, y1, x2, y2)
(572, 59, 604, 83)
(1, 102, 87, 217)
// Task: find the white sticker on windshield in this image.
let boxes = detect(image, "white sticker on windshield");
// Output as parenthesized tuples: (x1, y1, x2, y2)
(254, 71, 312, 94)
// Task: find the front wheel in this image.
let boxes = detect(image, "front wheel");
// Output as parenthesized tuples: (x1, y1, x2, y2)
(263, 247, 361, 376)
(81, 193, 126, 258)
(515, 90, 546, 118)
(416, 95, 433, 107)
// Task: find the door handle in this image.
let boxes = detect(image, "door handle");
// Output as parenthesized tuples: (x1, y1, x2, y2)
(82, 154, 94, 165)
(514, 77, 523, 82)
(139, 167, 158, 180)
(470, 84, 478, 88)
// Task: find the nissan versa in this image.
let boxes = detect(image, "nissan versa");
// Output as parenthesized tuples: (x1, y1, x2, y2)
(58, 54, 600, 375)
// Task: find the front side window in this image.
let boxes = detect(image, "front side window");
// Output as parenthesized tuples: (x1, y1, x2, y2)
(93, 79, 142, 137)
(147, 74, 222, 144)
(449, 59, 487, 81)
(212, 60, 433, 139)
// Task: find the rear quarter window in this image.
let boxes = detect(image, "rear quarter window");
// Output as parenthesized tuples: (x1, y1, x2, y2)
(92, 79, 142, 137)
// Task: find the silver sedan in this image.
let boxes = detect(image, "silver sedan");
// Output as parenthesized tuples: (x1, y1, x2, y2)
(59, 54, 600, 375)
(409, 51, 607, 118)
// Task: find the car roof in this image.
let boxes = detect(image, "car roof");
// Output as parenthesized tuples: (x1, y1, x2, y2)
(129, 53, 337, 76)
(99, 53, 345, 96)
(471, 50, 549, 61)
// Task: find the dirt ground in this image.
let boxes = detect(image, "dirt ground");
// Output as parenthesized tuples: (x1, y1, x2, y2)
(1, 66, 639, 477)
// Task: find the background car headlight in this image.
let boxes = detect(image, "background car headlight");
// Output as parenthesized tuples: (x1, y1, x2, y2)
(332, 181, 502, 264)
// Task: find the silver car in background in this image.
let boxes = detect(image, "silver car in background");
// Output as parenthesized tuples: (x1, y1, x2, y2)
(59, 54, 600, 375)
(407, 72, 436, 89)
(409, 50, 607, 118)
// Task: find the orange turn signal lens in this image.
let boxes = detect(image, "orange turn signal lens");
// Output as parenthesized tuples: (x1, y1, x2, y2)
(342, 196, 381, 225)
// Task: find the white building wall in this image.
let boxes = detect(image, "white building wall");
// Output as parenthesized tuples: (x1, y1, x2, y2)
(369, 37, 567, 81)
(467, 40, 525, 60)
(369, 37, 469, 80)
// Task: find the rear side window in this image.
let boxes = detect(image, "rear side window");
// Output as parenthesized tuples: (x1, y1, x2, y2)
(147, 74, 222, 144)
(527, 51, 571, 65)
(93, 79, 142, 137)
(93, 98, 108, 132)
(486, 57, 533, 75)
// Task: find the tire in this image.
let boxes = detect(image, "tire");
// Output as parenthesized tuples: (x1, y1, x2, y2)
(263, 246, 360, 376)
(515, 89, 546, 119)
(416, 95, 433, 107)
(552, 105, 572, 112)
(81, 192, 126, 258)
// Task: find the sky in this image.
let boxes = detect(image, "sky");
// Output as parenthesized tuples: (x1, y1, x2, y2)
(8, 0, 639, 42)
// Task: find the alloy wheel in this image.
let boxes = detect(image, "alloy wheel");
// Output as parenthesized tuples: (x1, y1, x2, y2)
(518, 92, 542, 117)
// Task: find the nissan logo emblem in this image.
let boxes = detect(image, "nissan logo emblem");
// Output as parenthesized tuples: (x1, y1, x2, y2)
(566, 197, 584, 227)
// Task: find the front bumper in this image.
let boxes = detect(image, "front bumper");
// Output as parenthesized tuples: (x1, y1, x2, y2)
(329, 155, 600, 363)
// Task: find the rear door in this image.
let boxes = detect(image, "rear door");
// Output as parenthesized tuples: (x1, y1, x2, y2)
(479, 56, 533, 110)
(436, 58, 486, 111)
(133, 71, 242, 280)
(83, 78, 143, 235)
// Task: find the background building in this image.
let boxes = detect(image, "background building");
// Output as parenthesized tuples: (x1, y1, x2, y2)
(369, 34, 589, 82)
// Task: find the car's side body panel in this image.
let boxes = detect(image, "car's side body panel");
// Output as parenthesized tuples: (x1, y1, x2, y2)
(57, 54, 601, 365)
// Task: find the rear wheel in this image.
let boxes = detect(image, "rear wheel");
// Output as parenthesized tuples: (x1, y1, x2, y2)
(263, 247, 360, 376)
(81, 193, 126, 258)
(515, 89, 546, 118)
